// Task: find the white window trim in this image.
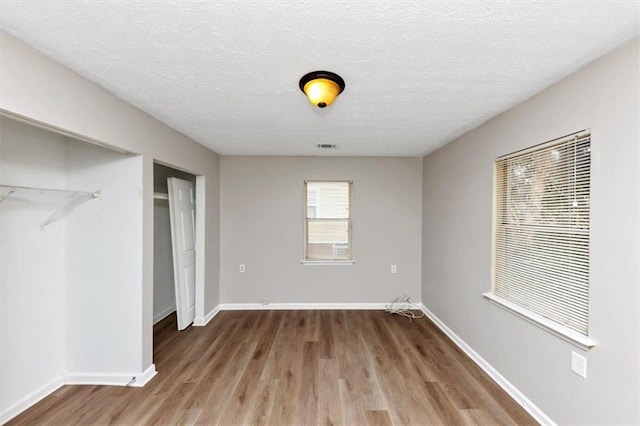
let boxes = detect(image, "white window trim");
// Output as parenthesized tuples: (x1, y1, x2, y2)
(300, 260, 355, 266)
(303, 180, 353, 262)
(483, 293, 596, 350)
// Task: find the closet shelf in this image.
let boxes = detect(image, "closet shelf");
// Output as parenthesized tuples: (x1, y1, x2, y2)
(154, 192, 169, 200)
(0, 184, 101, 229)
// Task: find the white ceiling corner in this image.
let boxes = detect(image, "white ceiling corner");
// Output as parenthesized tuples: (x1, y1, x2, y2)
(0, 1, 638, 157)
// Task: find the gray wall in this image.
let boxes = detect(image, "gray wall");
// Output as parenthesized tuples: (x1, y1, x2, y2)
(153, 162, 196, 194)
(421, 39, 639, 424)
(221, 156, 422, 304)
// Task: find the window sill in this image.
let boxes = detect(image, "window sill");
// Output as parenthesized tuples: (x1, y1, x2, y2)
(483, 292, 596, 351)
(301, 260, 355, 266)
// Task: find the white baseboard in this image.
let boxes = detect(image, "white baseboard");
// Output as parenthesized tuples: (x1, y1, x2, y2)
(419, 303, 555, 426)
(153, 305, 176, 325)
(2, 365, 157, 424)
(64, 363, 157, 388)
(129, 364, 157, 387)
(193, 305, 221, 326)
(219, 302, 390, 310)
(0, 377, 64, 425)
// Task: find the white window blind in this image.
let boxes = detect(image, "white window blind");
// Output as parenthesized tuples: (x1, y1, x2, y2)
(304, 181, 352, 261)
(493, 131, 591, 336)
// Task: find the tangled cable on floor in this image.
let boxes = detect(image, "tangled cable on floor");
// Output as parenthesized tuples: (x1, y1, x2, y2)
(385, 295, 425, 322)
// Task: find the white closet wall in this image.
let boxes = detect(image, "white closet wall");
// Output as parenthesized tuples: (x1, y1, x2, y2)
(0, 117, 67, 415)
(64, 140, 142, 376)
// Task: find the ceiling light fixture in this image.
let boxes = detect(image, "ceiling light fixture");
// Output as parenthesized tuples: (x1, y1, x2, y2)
(299, 71, 345, 109)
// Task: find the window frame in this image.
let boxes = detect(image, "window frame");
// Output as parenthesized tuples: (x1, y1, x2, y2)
(302, 180, 354, 264)
(484, 130, 596, 350)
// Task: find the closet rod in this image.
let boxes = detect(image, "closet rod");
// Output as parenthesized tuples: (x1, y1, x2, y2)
(1, 184, 101, 229)
(0, 184, 100, 202)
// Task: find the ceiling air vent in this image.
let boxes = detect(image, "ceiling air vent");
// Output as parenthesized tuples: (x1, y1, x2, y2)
(317, 144, 337, 149)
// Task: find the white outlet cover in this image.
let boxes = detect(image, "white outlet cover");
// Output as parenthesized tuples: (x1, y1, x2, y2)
(571, 351, 587, 378)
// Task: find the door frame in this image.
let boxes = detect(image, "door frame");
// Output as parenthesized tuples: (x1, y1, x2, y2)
(152, 160, 206, 327)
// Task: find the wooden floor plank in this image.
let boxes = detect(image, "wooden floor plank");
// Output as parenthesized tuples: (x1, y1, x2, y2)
(364, 410, 394, 426)
(7, 310, 537, 425)
(242, 378, 276, 426)
(297, 341, 319, 425)
(317, 358, 343, 426)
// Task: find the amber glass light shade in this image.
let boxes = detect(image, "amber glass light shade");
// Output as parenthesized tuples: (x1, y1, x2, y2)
(299, 71, 345, 108)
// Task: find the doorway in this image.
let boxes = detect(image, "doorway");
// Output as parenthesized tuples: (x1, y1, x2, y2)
(153, 162, 197, 330)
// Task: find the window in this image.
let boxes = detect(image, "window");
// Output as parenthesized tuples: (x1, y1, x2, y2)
(304, 181, 352, 262)
(486, 130, 594, 348)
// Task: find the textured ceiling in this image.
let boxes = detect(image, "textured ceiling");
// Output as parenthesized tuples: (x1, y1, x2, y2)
(0, 1, 638, 157)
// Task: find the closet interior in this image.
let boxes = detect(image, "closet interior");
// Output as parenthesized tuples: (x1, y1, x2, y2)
(0, 116, 143, 413)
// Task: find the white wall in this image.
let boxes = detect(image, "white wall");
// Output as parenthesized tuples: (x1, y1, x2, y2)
(421, 39, 639, 423)
(0, 117, 67, 416)
(64, 139, 143, 376)
(220, 156, 422, 304)
(0, 31, 221, 377)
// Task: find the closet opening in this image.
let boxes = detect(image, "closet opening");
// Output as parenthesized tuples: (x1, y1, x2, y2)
(153, 162, 199, 332)
(1, 115, 144, 411)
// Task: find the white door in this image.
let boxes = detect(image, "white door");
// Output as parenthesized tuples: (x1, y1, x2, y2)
(167, 177, 196, 330)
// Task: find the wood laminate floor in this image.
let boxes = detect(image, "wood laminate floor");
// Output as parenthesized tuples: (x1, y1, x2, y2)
(8, 310, 536, 425)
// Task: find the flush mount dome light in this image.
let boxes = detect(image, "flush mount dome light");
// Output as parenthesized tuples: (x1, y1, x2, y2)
(299, 71, 345, 108)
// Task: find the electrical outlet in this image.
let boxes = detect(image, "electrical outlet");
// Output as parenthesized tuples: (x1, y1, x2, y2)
(261, 299, 269, 306)
(390, 265, 397, 274)
(239, 264, 245, 273)
(571, 351, 587, 378)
